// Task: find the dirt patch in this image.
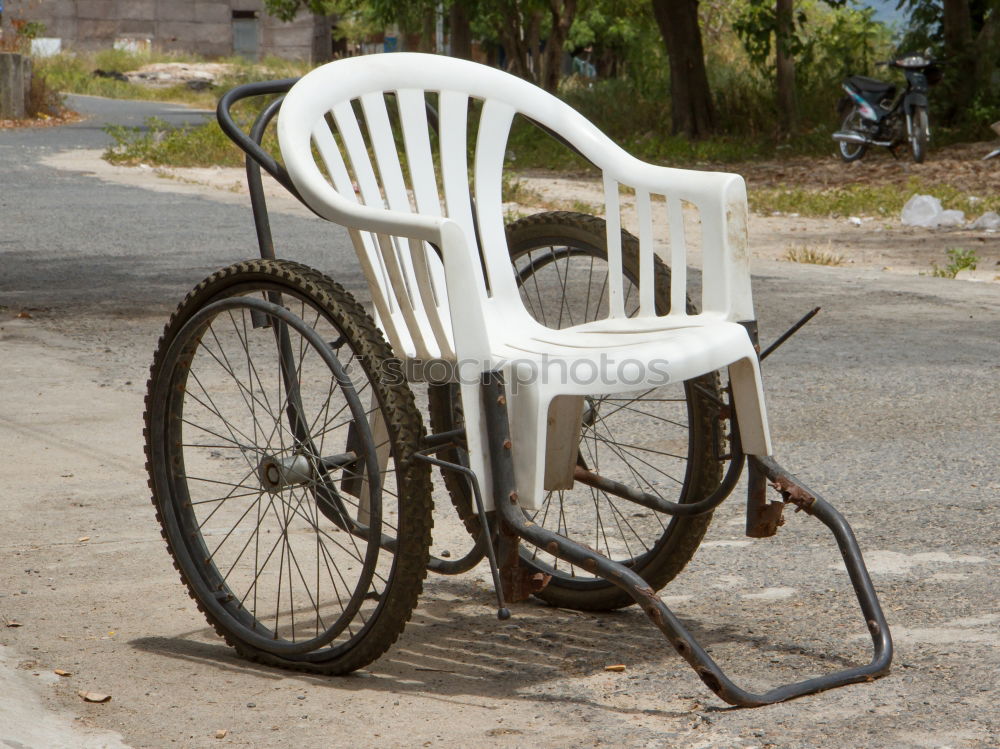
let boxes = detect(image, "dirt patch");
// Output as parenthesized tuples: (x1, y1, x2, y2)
(737, 141, 1000, 194)
(122, 62, 236, 88)
(0, 111, 81, 129)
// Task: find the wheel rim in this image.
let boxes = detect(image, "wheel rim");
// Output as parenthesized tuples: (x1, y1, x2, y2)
(154, 289, 399, 658)
(839, 109, 866, 160)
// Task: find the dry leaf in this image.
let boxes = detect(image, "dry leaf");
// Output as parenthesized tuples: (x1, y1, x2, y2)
(54, 669, 72, 677)
(214, 729, 228, 739)
(4, 620, 22, 628)
(78, 691, 111, 703)
(604, 664, 626, 672)
(77, 536, 90, 542)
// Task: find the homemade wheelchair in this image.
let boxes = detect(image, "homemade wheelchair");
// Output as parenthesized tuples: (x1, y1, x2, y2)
(144, 53, 891, 706)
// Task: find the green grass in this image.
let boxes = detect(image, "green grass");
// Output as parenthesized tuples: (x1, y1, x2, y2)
(103, 117, 257, 168)
(37, 49, 308, 109)
(931, 247, 978, 278)
(504, 115, 834, 173)
(751, 179, 1000, 219)
(783, 243, 845, 266)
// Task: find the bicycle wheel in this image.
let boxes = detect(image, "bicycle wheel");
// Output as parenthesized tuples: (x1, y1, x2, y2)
(429, 211, 724, 611)
(838, 107, 868, 163)
(910, 105, 928, 164)
(145, 259, 431, 673)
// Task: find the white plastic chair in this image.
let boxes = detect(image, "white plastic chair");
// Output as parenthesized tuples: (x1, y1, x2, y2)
(276, 52, 772, 513)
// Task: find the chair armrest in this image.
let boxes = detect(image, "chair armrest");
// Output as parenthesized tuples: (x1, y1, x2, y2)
(612, 158, 754, 322)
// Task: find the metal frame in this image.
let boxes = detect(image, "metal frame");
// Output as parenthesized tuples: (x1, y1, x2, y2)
(216, 80, 893, 707)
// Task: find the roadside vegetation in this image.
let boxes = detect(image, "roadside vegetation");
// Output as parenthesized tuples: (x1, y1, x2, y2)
(17, 0, 994, 222)
(36, 48, 310, 109)
(931, 247, 979, 278)
(783, 243, 845, 265)
(751, 179, 1000, 218)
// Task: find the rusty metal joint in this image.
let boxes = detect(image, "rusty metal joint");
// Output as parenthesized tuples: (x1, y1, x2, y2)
(771, 477, 817, 512)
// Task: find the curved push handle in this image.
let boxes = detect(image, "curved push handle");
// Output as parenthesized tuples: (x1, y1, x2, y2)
(217, 78, 300, 195)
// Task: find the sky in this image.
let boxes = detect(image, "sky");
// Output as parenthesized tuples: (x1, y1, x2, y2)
(860, 0, 910, 26)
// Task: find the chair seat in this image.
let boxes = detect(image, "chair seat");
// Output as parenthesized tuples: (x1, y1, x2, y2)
(478, 315, 765, 508)
(491, 316, 756, 395)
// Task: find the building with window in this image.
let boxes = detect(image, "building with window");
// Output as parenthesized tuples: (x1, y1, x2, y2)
(0, 1, 324, 61)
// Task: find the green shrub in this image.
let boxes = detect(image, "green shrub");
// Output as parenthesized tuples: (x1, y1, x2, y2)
(103, 117, 251, 168)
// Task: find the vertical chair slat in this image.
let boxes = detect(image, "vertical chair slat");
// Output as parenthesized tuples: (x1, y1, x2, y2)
(438, 91, 480, 280)
(698, 199, 728, 316)
(395, 89, 442, 217)
(667, 196, 688, 317)
(359, 92, 411, 213)
(602, 174, 626, 318)
(361, 91, 449, 356)
(331, 100, 384, 208)
(376, 232, 433, 359)
(313, 122, 405, 349)
(474, 99, 517, 300)
(407, 236, 454, 358)
(396, 88, 454, 358)
(328, 103, 421, 355)
(636, 189, 655, 317)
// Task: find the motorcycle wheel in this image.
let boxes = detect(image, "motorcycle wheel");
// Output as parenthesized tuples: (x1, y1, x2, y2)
(911, 106, 929, 164)
(838, 107, 868, 162)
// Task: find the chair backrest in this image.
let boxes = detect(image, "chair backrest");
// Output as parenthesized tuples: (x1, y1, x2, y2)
(277, 53, 755, 362)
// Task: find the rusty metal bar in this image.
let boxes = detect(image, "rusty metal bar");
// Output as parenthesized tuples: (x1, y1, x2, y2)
(745, 458, 786, 537)
(759, 306, 821, 361)
(480, 373, 892, 707)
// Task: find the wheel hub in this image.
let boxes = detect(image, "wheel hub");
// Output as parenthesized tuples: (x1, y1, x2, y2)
(258, 453, 314, 492)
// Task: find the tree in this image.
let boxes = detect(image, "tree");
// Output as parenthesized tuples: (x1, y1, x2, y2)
(450, 1, 473, 60)
(775, 0, 798, 133)
(897, 0, 1000, 124)
(649, 0, 717, 138)
(471, 0, 579, 91)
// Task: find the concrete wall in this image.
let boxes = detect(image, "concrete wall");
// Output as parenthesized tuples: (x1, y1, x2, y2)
(0, 53, 32, 118)
(1, 0, 317, 61)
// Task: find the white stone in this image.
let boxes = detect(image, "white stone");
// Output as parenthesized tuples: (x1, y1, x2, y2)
(30, 38, 62, 57)
(970, 211, 1000, 230)
(901, 194, 943, 227)
(937, 209, 966, 227)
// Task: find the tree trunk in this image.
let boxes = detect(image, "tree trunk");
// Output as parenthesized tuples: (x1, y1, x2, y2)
(311, 13, 333, 64)
(650, 0, 716, 138)
(972, 1, 1000, 96)
(527, 10, 542, 82)
(540, 0, 577, 92)
(449, 1, 472, 60)
(419, 8, 435, 53)
(942, 0, 975, 121)
(775, 0, 798, 135)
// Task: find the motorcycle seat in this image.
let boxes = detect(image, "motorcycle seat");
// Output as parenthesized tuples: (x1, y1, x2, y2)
(848, 76, 896, 99)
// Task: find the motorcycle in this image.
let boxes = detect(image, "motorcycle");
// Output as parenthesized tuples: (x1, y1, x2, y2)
(833, 52, 943, 163)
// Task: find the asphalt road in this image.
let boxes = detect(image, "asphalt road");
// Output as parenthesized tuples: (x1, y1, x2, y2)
(0, 95, 998, 748)
(0, 94, 365, 316)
